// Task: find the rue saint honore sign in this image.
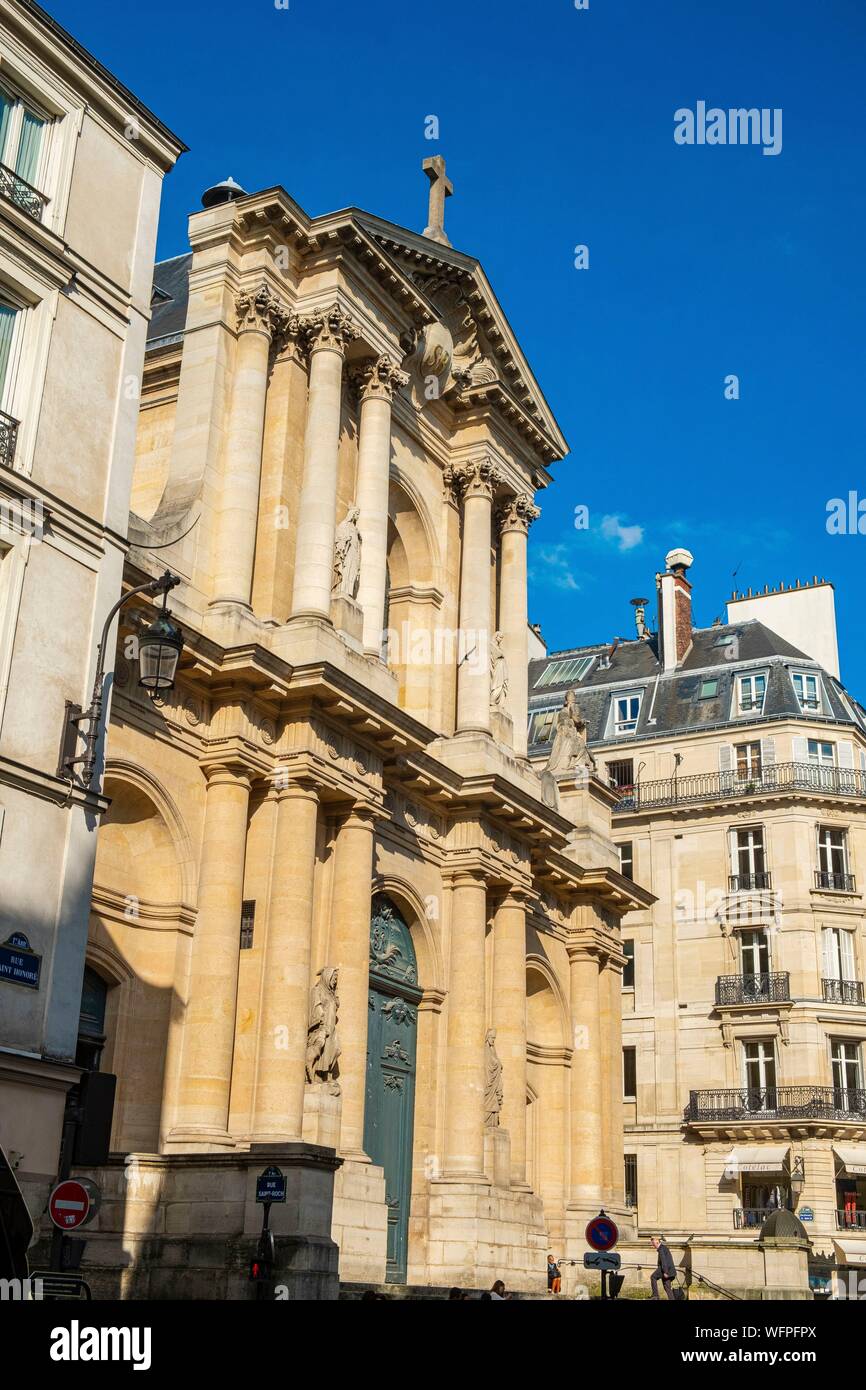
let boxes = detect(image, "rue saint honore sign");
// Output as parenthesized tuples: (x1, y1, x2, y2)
(0, 933, 42, 989)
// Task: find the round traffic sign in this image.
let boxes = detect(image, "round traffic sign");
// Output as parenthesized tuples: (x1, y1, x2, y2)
(585, 1213, 619, 1251)
(48, 1179, 91, 1231)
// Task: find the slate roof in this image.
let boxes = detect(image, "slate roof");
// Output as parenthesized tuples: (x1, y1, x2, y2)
(528, 620, 865, 750)
(148, 253, 193, 345)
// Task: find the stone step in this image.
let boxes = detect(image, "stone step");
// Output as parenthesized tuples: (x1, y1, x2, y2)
(339, 1281, 552, 1301)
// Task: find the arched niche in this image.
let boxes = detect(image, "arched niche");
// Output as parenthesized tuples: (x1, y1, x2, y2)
(384, 477, 442, 727)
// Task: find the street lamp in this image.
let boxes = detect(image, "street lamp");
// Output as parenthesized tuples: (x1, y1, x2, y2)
(58, 571, 182, 791)
(788, 1156, 806, 1207)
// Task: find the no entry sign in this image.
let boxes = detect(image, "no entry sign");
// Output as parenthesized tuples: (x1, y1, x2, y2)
(48, 1179, 92, 1231)
(585, 1213, 619, 1252)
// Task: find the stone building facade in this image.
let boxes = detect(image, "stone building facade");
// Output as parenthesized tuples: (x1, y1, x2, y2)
(72, 166, 650, 1296)
(529, 553, 866, 1298)
(0, 0, 182, 1223)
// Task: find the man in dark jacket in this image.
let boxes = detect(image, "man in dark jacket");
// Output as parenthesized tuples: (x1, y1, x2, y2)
(649, 1236, 677, 1299)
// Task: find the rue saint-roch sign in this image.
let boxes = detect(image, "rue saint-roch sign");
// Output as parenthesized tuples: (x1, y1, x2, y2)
(0, 932, 42, 989)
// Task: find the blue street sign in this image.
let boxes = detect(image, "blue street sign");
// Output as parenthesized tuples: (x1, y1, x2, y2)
(585, 1213, 619, 1251)
(799, 1207, 814, 1222)
(0, 934, 41, 990)
(584, 1250, 622, 1271)
(256, 1166, 287, 1204)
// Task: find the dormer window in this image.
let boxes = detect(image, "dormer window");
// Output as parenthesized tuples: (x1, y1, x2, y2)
(792, 671, 821, 712)
(737, 673, 766, 715)
(536, 654, 594, 688)
(613, 691, 642, 735)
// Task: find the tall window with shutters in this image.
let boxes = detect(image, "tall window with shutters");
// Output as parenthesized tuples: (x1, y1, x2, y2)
(0, 297, 22, 423)
(823, 927, 856, 989)
(0, 83, 49, 198)
(720, 737, 775, 792)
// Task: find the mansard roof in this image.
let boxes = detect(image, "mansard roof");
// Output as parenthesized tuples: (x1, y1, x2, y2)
(528, 621, 866, 748)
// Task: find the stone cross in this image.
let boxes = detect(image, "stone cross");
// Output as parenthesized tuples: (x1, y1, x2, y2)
(423, 155, 452, 246)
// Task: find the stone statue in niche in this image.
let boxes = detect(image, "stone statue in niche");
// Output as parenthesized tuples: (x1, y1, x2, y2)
(305, 965, 341, 1090)
(489, 631, 509, 708)
(333, 505, 361, 599)
(484, 1028, 503, 1128)
(544, 689, 597, 776)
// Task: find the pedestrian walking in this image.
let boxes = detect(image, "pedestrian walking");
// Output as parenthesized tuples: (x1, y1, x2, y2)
(649, 1235, 677, 1300)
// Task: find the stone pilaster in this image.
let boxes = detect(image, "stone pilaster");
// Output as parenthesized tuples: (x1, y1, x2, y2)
(443, 868, 488, 1178)
(567, 943, 605, 1208)
(328, 803, 377, 1157)
(167, 762, 252, 1149)
(605, 954, 626, 1207)
(450, 458, 502, 735)
(492, 888, 529, 1186)
(211, 284, 294, 608)
(290, 303, 361, 621)
(250, 778, 320, 1142)
(496, 494, 540, 757)
(353, 355, 408, 655)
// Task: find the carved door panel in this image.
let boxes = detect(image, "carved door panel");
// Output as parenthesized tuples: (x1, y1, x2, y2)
(364, 896, 420, 1284)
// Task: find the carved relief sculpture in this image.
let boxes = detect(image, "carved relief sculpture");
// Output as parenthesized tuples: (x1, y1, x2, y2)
(305, 965, 341, 1088)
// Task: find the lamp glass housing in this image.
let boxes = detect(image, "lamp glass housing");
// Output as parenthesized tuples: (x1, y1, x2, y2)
(138, 612, 182, 691)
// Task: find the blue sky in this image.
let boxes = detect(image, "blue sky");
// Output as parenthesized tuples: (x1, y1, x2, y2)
(50, 0, 866, 694)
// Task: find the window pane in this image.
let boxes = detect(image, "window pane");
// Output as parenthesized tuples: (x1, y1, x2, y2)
(0, 90, 12, 164)
(622, 939, 635, 987)
(623, 1047, 637, 1099)
(0, 302, 17, 407)
(15, 108, 44, 185)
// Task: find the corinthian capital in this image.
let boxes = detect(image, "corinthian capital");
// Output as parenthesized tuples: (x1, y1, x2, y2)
(299, 302, 361, 356)
(497, 493, 541, 534)
(235, 283, 296, 350)
(354, 353, 410, 403)
(445, 457, 503, 504)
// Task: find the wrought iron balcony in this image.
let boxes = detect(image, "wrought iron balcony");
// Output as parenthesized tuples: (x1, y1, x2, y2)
(729, 872, 772, 892)
(686, 1086, 866, 1123)
(715, 972, 791, 1006)
(613, 761, 866, 813)
(836, 1209, 866, 1230)
(815, 870, 856, 893)
(734, 1207, 775, 1229)
(822, 978, 866, 1005)
(0, 161, 47, 220)
(0, 409, 18, 467)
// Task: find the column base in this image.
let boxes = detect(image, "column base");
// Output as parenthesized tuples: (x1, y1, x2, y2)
(409, 1176, 548, 1293)
(331, 1155, 388, 1285)
(163, 1126, 237, 1153)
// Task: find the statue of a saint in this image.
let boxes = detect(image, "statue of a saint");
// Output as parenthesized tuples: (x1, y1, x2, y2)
(305, 965, 341, 1086)
(333, 505, 361, 599)
(544, 689, 597, 776)
(483, 1028, 504, 1128)
(489, 630, 508, 708)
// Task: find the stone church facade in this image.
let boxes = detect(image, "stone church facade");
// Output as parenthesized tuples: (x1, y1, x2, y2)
(74, 168, 651, 1296)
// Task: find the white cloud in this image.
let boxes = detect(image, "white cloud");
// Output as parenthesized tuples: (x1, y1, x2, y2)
(531, 544, 581, 591)
(600, 514, 644, 552)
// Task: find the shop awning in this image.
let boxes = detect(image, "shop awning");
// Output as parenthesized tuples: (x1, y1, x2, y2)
(724, 1144, 789, 1178)
(833, 1239, 866, 1267)
(833, 1145, 866, 1177)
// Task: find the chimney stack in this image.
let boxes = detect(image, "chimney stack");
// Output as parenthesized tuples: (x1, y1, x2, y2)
(656, 548, 694, 671)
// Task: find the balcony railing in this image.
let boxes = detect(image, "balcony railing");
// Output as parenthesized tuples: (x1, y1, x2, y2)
(687, 1086, 866, 1123)
(614, 761, 866, 813)
(836, 1209, 866, 1230)
(729, 872, 772, 892)
(734, 1207, 776, 1229)
(823, 978, 866, 1005)
(715, 972, 791, 1006)
(0, 161, 47, 221)
(0, 409, 18, 467)
(815, 870, 856, 893)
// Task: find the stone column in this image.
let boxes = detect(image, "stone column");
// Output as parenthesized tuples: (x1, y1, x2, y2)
(492, 889, 529, 1185)
(329, 803, 377, 1157)
(567, 943, 605, 1205)
(354, 355, 408, 656)
(452, 458, 501, 735)
(497, 494, 540, 757)
(290, 303, 360, 621)
(250, 778, 320, 1142)
(443, 868, 488, 1178)
(212, 284, 293, 608)
(169, 763, 251, 1148)
(605, 955, 626, 1206)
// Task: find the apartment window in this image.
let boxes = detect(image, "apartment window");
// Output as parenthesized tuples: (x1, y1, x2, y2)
(618, 842, 634, 882)
(736, 741, 762, 781)
(793, 671, 821, 711)
(831, 1041, 862, 1107)
(623, 1046, 637, 1101)
(738, 673, 766, 714)
(742, 1040, 776, 1108)
(740, 928, 770, 978)
(731, 826, 768, 889)
(535, 654, 594, 688)
(699, 678, 719, 699)
(0, 84, 48, 188)
(624, 1153, 638, 1209)
(622, 939, 635, 989)
(240, 899, 256, 950)
(613, 691, 642, 735)
(823, 927, 856, 984)
(817, 825, 850, 889)
(808, 739, 834, 768)
(607, 758, 634, 791)
(0, 299, 21, 419)
(528, 707, 557, 745)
